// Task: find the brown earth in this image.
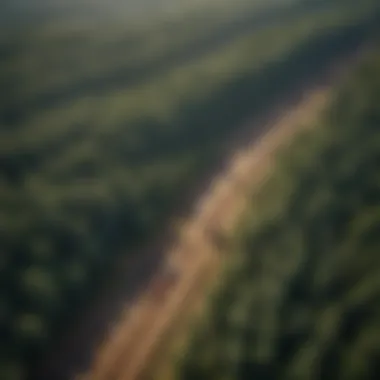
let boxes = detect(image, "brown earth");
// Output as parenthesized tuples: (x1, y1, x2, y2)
(29, 42, 372, 380)
(76, 49, 367, 380)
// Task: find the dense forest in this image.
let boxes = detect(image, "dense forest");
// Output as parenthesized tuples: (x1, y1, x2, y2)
(0, 0, 301, 26)
(176, 43, 380, 380)
(1, 0, 380, 379)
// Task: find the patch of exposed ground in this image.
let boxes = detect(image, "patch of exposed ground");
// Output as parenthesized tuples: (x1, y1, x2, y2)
(32, 44, 369, 380)
(79, 86, 331, 380)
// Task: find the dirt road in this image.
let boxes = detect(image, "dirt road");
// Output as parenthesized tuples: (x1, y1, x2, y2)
(78, 77, 342, 380)
(29, 41, 371, 380)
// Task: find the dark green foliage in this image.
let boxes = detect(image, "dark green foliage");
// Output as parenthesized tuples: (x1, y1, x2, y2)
(1, 0, 379, 379)
(177, 46, 380, 380)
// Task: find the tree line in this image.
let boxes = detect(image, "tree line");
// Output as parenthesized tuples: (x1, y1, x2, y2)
(176, 40, 380, 380)
(1, 1, 379, 379)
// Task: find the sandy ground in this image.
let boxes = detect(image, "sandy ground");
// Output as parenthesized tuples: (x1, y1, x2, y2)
(78, 84, 331, 380)
(75, 44, 372, 380)
(31, 43, 370, 380)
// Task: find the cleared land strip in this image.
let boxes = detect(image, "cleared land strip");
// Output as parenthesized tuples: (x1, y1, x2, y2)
(80, 86, 330, 380)
(77, 45, 370, 380)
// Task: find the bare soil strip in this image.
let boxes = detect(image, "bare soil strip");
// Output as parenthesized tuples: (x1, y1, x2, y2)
(31, 43, 370, 380)
(79, 52, 361, 380)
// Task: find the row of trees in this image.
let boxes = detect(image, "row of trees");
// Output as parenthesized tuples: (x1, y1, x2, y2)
(1, 1, 379, 379)
(176, 41, 380, 380)
(0, 0, 309, 124)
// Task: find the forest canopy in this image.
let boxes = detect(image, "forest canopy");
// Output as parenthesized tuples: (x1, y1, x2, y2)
(176, 43, 380, 380)
(0, 0, 379, 379)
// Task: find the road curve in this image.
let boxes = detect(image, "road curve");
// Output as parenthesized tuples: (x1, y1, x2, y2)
(77, 47, 369, 380)
(28, 41, 372, 380)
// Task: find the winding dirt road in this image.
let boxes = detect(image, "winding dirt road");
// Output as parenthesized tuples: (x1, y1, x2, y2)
(76, 50, 366, 380)
(29, 42, 372, 380)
